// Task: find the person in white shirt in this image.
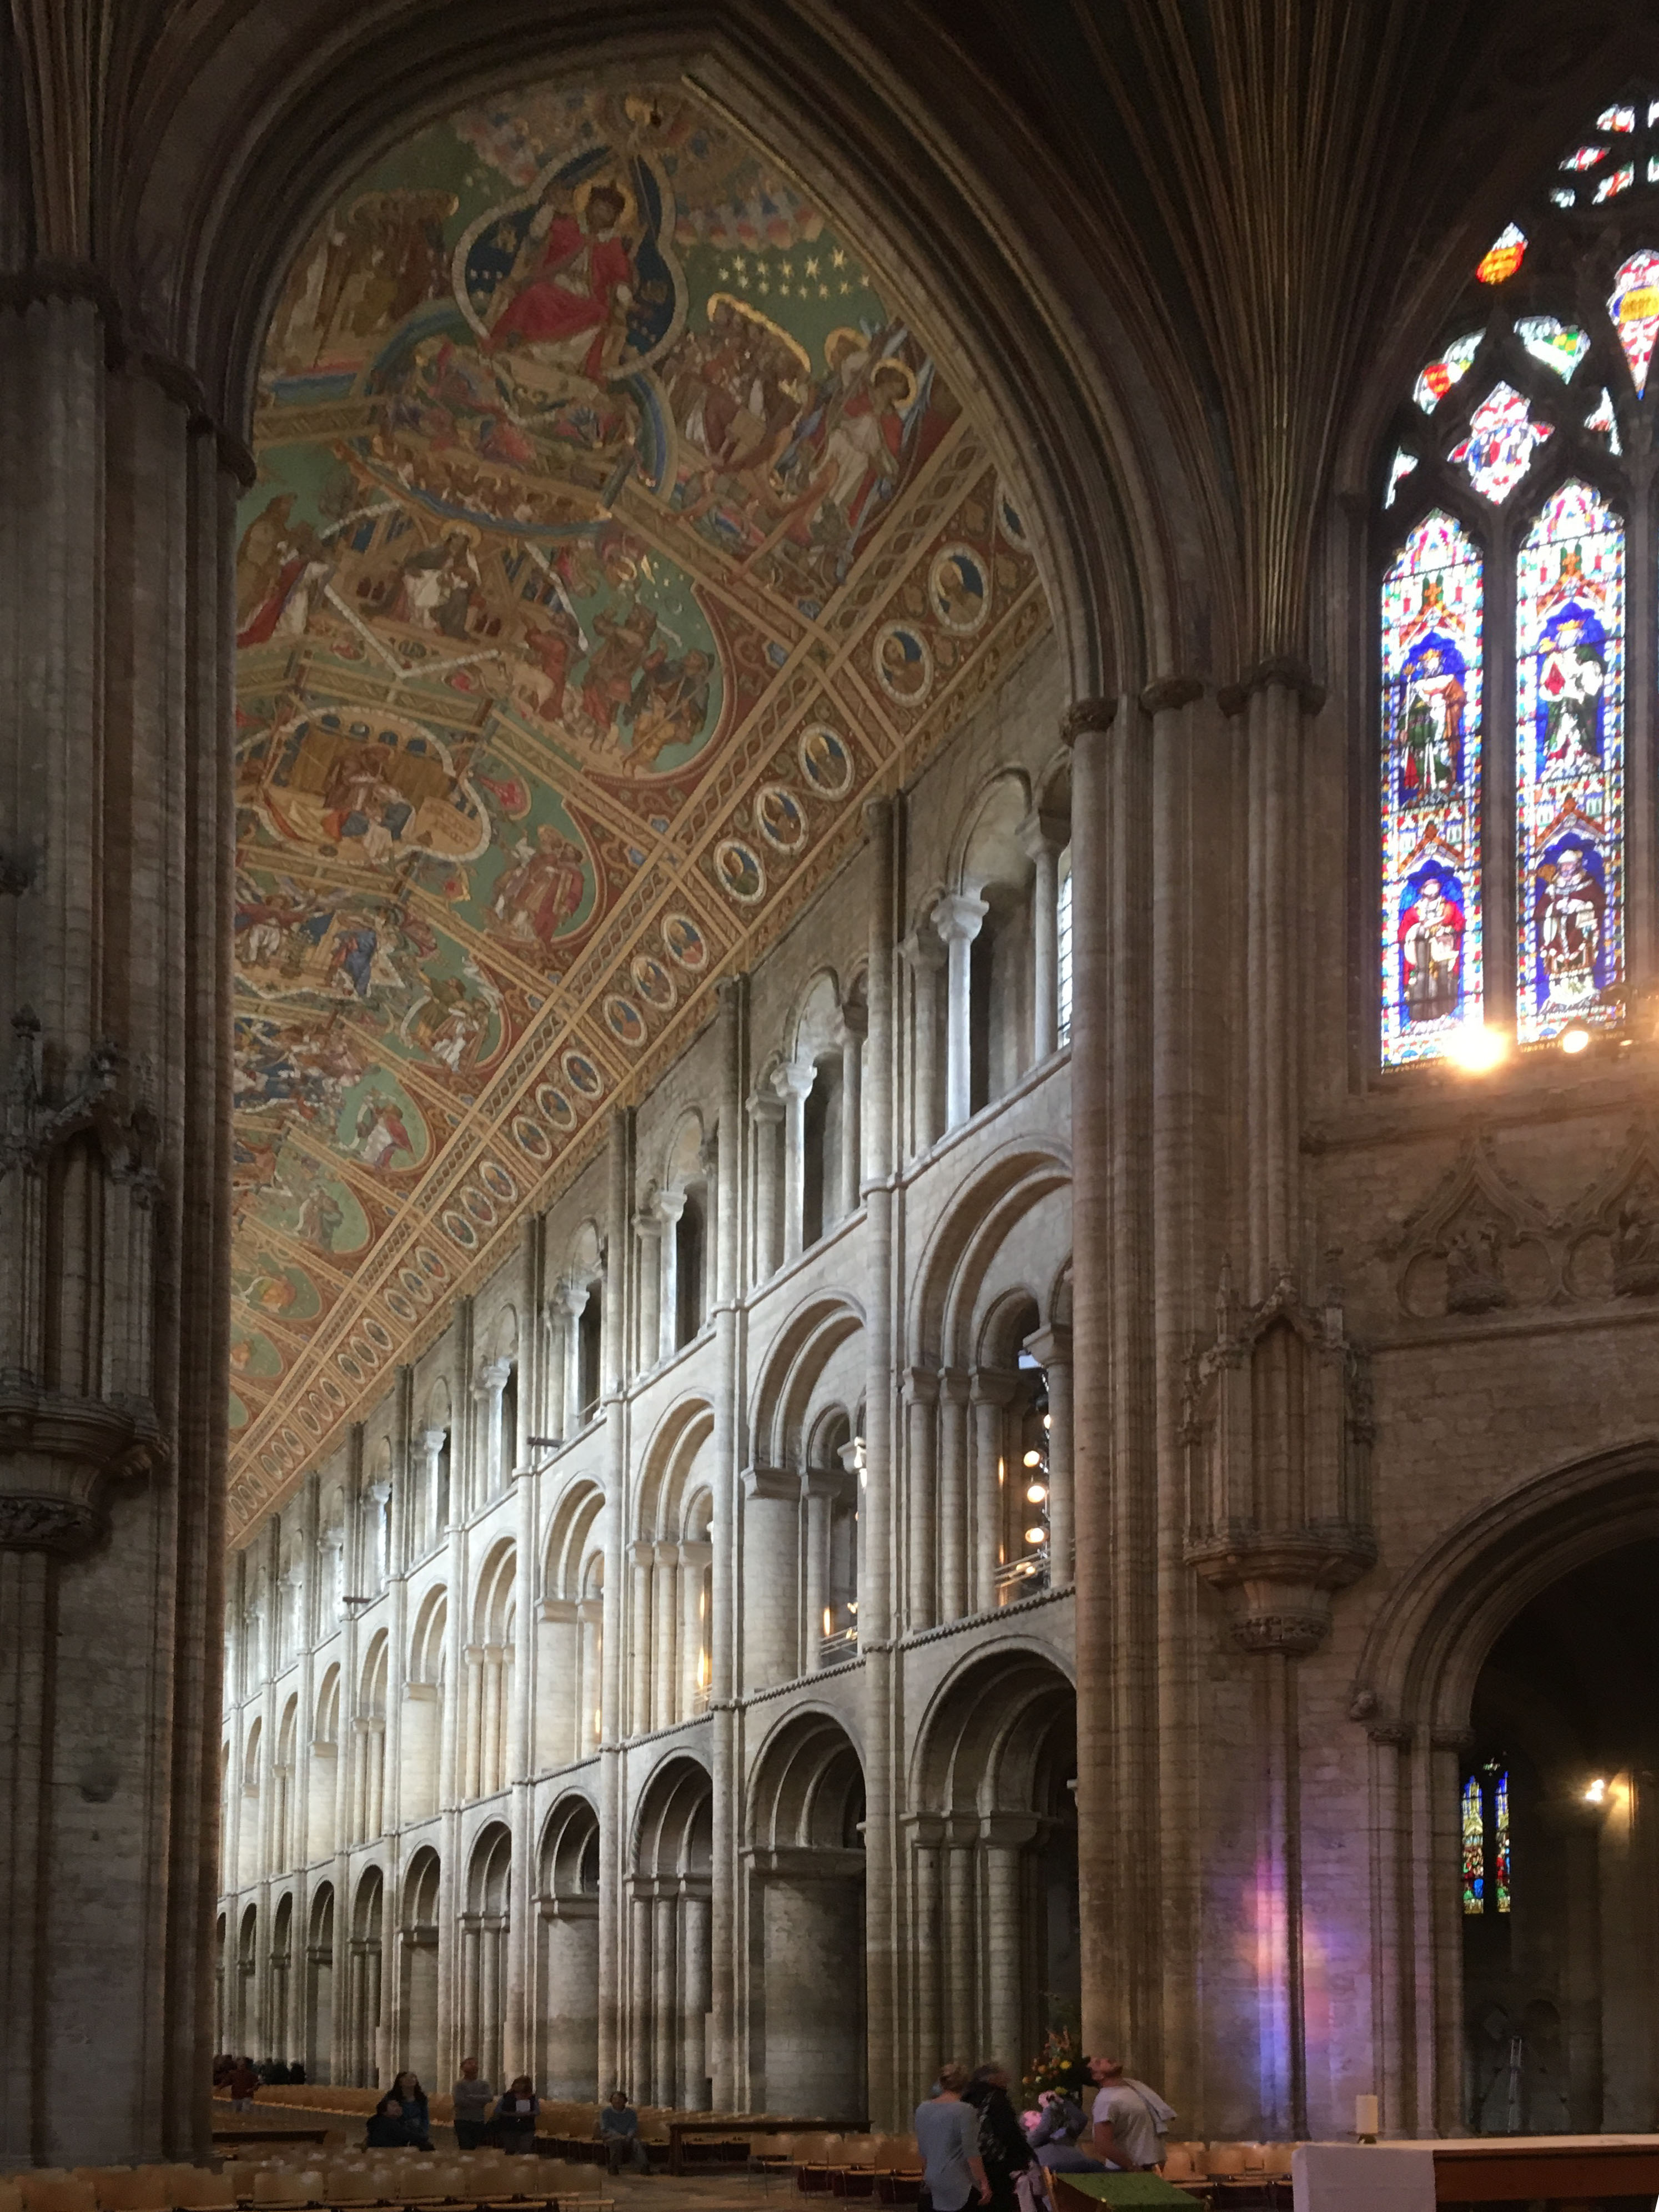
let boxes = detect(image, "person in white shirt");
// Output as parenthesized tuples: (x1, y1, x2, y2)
(1087, 2056, 1169, 2172)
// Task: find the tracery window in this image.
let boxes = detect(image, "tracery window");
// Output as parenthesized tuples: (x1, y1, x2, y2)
(1462, 1759, 1512, 1915)
(1378, 95, 1658, 1068)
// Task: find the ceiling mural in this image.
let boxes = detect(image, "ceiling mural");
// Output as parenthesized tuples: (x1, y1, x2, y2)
(228, 77, 1049, 1534)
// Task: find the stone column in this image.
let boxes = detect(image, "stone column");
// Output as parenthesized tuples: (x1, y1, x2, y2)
(416, 1429, 446, 1558)
(838, 1007, 866, 1221)
(678, 1540, 712, 1718)
(627, 1889, 652, 2105)
(981, 1817, 1039, 2074)
(651, 1893, 676, 2106)
(740, 1467, 801, 1691)
(903, 1371, 939, 1632)
(364, 1481, 392, 1592)
(802, 1473, 831, 1665)
(681, 1890, 711, 2108)
(1023, 1327, 1073, 1586)
(655, 1187, 686, 1363)
(969, 1373, 1015, 1613)
(627, 1540, 653, 1738)
(900, 927, 947, 1156)
(773, 1059, 815, 1265)
(1019, 809, 1067, 1063)
(936, 1370, 972, 1622)
(557, 1281, 587, 1435)
(651, 1540, 680, 1728)
(634, 1208, 662, 1371)
(707, 977, 743, 2112)
(747, 1089, 783, 1284)
(474, 1358, 511, 1504)
(934, 893, 987, 1131)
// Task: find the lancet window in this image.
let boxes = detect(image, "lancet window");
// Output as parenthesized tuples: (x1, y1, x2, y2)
(1461, 1760, 1512, 1915)
(1378, 95, 1657, 1069)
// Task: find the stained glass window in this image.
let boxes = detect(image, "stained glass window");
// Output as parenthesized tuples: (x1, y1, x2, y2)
(1516, 482, 1625, 1043)
(1056, 866, 1073, 1045)
(1414, 333, 1481, 413)
(1462, 1775, 1485, 1914)
(1562, 145, 1610, 170)
(1450, 384, 1552, 503)
(1492, 1768, 1512, 1914)
(1600, 103, 1637, 133)
(1380, 514, 1483, 1066)
(1384, 450, 1419, 507)
(1585, 388, 1621, 453)
(1608, 250, 1659, 393)
(1595, 164, 1636, 202)
(1476, 225, 1526, 284)
(1550, 187, 1576, 209)
(1516, 317, 1591, 380)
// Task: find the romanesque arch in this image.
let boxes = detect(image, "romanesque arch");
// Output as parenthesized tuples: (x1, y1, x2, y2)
(400, 1846, 444, 2087)
(537, 1793, 602, 2097)
(630, 1755, 713, 2110)
(462, 1821, 514, 2084)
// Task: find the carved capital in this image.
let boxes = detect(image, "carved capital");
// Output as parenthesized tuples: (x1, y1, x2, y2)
(0, 1494, 100, 1554)
(1060, 696, 1117, 745)
(1216, 655, 1326, 718)
(1139, 675, 1205, 716)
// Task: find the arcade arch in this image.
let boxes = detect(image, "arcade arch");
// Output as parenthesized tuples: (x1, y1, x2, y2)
(537, 1794, 602, 2097)
(630, 1757, 714, 2110)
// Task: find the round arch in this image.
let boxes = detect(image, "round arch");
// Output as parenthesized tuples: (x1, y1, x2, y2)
(629, 1753, 714, 2110)
(537, 1792, 602, 2098)
(907, 1137, 1070, 1368)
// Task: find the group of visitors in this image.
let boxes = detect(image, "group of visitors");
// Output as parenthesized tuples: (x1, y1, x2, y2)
(367, 2059, 541, 2152)
(212, 2055, 308, 2107)
(916, 2056, 1174, 2212)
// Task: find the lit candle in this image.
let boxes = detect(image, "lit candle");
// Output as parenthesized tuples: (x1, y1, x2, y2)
(1355, 2095, 1379, 2140)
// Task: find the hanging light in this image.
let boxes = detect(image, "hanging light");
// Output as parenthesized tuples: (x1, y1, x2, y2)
(1023, 1448, 1043, 1468)
(1025, 1481, 1048, 1505)
(1561, 1022, 1591, 1055)
(1024, 1525, 1047, 1547)
(1585, 1776, 1608, 1804)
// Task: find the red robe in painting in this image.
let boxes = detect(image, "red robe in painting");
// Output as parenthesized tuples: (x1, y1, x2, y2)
(485, 218, 632, 380)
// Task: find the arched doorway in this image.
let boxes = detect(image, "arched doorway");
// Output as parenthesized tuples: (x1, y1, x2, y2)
(306, 1883, 335, 2082)
(463, 1822, 512, 2085)
(1461, 1539, 1659, 2134)
(400, 1848, 443, 2089)
(631, 1757, 713, 2110)
(538, 1795, 601, 2097)
(349, 1868, 385, 2087)
(746, 1712, 867, 2115)
(911, 1649, 1078, 2084)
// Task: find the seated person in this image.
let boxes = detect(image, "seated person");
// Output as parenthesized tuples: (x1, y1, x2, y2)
(599, 2088, 651, 2174)
(1027, 2089, 1105, 2174)
(366, 2072, 433, 2150)
(494, 2077, 539, 2155)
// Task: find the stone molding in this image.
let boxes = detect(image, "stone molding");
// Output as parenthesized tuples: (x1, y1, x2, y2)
(1059, 696, 1117, 743)
(1138, 675, 1205, 715)
(1216, 655, 1326, 717)
(0, 1492, 100, 1553)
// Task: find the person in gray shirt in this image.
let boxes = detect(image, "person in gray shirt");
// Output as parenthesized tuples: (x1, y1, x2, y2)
(451, 2057, 494, 2151)
(914, 2064, 989, 2211)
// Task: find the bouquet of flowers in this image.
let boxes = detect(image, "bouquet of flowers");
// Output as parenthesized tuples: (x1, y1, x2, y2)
(1020, 2027, 1088, 2108)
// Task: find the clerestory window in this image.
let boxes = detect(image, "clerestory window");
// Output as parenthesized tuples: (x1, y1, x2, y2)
(1378, 95, 1659, 1070)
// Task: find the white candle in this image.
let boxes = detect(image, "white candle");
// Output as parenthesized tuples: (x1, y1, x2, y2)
(1355, 2094, 1380, 2139)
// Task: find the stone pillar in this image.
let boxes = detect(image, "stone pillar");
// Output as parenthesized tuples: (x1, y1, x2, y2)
(741, 1467, 800, 1692)
(910, 1822, 943, 2094)
(1023, 1327, 1072, 1587)
(627, 1890, 652, 2105)
(627, 1541, 653, 1738)
(859, 800, 901, 2125)
(903, 1371, 939, 1632)
(681, 1890, 711, 2108)
(747, 1089, 783, 1284)
(474, 1358, 511, 1504)
(634, 1208, 662, 1371)
(655, 1187, 686, 1363)
(1019, 809, 1067, 1063)
(900, 927, 947, 1156)
(651, 1540, 680, 1729)
(934, 893, 987, 1131)
(838, 1007, 866, 1221)
(707, 977, 744, 2112)
(803, 1474, 831, 1665)
(364, 1481, 392, 1591)
(936, 1371, 972, 1622)
(651, 1893, 676, 2106)
(557, 1280, 587, 1434)
(416, 1429, 447, 1557)
(773, 1059, 815, 1265)
(969, 1373, 1015, 1613)
(982, 1817, 1038, 2074)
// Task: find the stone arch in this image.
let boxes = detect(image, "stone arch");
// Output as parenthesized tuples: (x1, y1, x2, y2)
(405, 1586, 448, 1823)
(347, 1865, 385, 2086)
(908, 1137, 1071, 1369)
(544, 1476, 606, 1601)
(635, 1395, 714, 1543)
(310, 1662, 341, 1861)
(400, 1844, 443, 2087)
(462, 1819, 513, 2085)
(274, 1693, 300, 1873)
(1348, 1440, 1659, 2137)
(305, 1879, 335, 2081)
(909, 1644, 1078, 2078)
(234, 1902, 258, 2053)
(538, 1477, 606, 1769)
(467, 1541, 517, 1800)
(537, 1792, 601, 2097)
(629, 1397, 715, 1735)
(630, 1753, 713, 2110)
(750, 1291, 865, 1473)
(745, 1708, 867, 2114)
(270, 1888, 296, 2064)
(355, 1630, 390, 1844)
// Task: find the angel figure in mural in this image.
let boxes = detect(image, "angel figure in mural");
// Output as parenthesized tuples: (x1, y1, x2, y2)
(489, 822, 586, 949)
(1537, 842, 1604, 1005)
(393, 526, 484, 638)
(483, 178, 636, 386)
(354, 1090, 416, 1170)
(1539, 617, 1605, 772)
(622, 645, 712, 768)
(1400, 645, 1465, 806)
(579, 597, 660, 742)
(1399, 870, 1464, 1024)
(236, 494, 334, 647)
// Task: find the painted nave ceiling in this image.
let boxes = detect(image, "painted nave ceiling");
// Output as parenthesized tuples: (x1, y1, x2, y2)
(229, 75, 1047, 1529)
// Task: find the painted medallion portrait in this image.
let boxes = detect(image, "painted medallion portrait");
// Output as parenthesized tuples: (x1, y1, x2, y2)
(929, 545, 990, 634)
(874, 621, 933, 703)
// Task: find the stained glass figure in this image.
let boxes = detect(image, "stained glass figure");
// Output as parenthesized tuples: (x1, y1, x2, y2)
(1595, 164, 1636, 203)
(1649, 157, 1659, 185)
(1380, 513, 1483, 1067)
(1384, 450, 1419, 508)
(1492, 1768, 1512, 1913)
(1462, 1775, 1485, 1914)
(1413, 333, 1481, 413)
(1450, 384, 1552, 504)
(1516, 481, 1625, 1043)
(1585, 388, 1621, 454)
(1561, 146, 1609, 172)
(1477, 224, 1527, 285)
(1607, 250, 1659, 393)
(1598, 103, 1636, 133)
(1516, 316, 1591, 379)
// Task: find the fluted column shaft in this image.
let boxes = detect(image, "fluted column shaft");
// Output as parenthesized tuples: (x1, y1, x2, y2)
(903, 1371, 939, 1632)
(936, 1371, 972, 1621)
(747, 1091, 783, 1284)
(773, 1060, 813, 1263)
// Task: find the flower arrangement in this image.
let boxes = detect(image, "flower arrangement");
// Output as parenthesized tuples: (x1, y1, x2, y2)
(1020, 2027, 1089, 2107)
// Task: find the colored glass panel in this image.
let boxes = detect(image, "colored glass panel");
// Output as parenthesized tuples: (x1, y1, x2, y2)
(1650, 98, 1659, 128)
(1608, 250, 1659, 394)
(1450, 384, 1552, 504)
(1477, 224, 1527, 284)
(1598, 104, 1636, 133)
(1380, 513, 1484, 1067)
(1414, 333, 1481, 413)
(1561, 145, 1609, 172)
(1462, 1776, 1485, 1914)
(1516, 481, 1625, 1043)
(1586, 388, 1621, 454)
(1649, 157, 1659, 185)
(1056, 869, 1073, 1046)
(1492, 1769, 1511, 1914)
(1516, 316, 1591, 380)
(1550, 187, 1576, 209)
(1595, 164, 1636, 203)
(1384, 450, 1419, 508)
